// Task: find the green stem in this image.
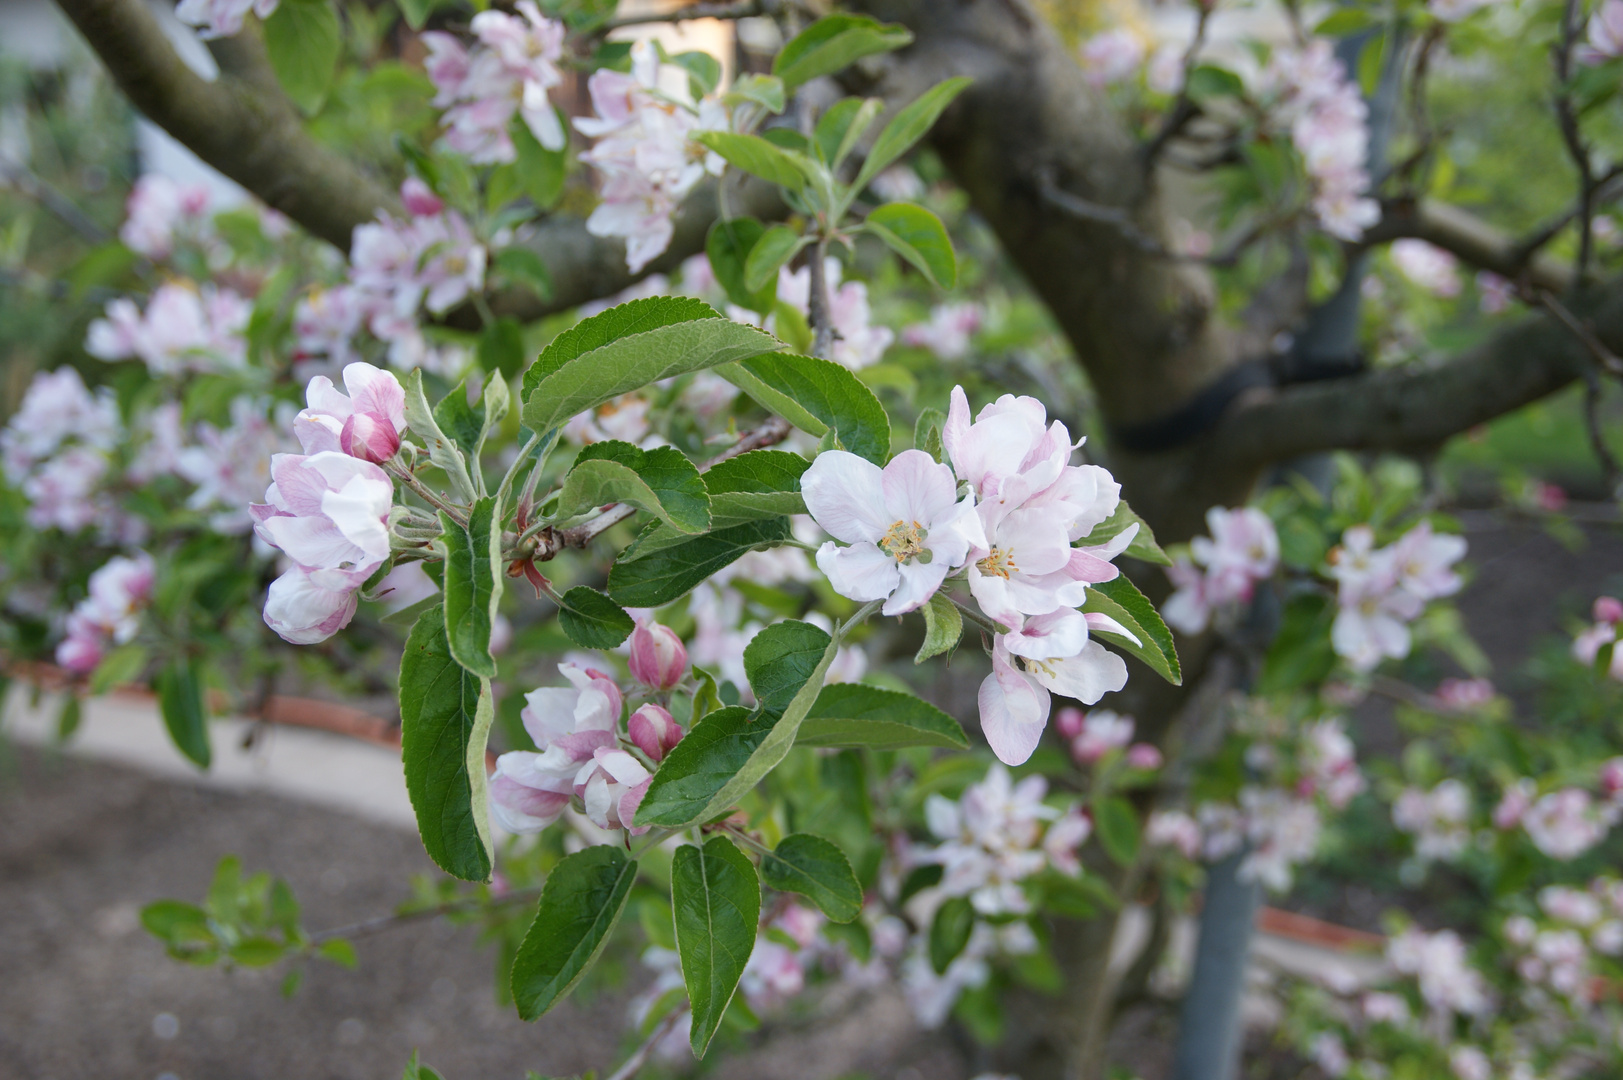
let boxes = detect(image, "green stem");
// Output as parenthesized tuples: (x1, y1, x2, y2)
(948, 594, 1002, 635)
(720, 823, 774, 859)
(629, 826, 682, 859)
(495, 429, 543, 513)
(835, 599, 883, 639)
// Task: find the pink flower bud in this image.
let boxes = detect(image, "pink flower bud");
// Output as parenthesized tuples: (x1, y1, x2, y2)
(1595, 596, 1623, 625)
(628, 618, 687, 689)
(1054, 706, 1086, 741)
(340, 412, 401, 463)
(1126, 743, 1163, 770)
(400, 177, 444, 217)
(1602, 757, 1623, 798)
(628, 703, 683, 762)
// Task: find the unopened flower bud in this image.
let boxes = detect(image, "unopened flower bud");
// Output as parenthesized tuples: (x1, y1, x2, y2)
(1054, 706, 1086, 741)
(1596, 596, 1623, 625)
(628, 618, 686, 689)
(1602, 757, 1623, 798)
(400, 176, 444, 217)
(341, 412, 401, 463)
(628, 703, 683, 762)
(1126, 743, 1163, 770)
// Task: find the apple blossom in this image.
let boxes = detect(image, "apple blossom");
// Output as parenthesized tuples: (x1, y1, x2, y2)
(86, 282, 250, 376)
(1573, 595, 1623, 681)
(1582, 0, 1623, 63)
(1146, 809, 1202, 858)
(55, 551, 156, 674)
(294, 362, 407, 463)
(1264, 42, 1378, 241)
(488, 664, 626, 833)
(1311, 1033, 1351, 1078)
(1386, 927, 1491, 1017)
(743, 259, 895, 370)
(1449, 1046, 1491, 1080)
(1493, 779, 1535, 829)
(0, 368, 121, 483)
(1080, 29, 1146, 89)
(1126, 743, 1163, 770)
(174, 0, 279, 39)
(1163, 506, 1279, 633)
(1393, 780, 1472, 862)
(576, 747, 653, 833)
(1391, 239, 1462, 297)
(179, 397, 297, 534)
(1522, 788, 1616, 860)
(1068, 708, 1134, 764)
(915, 764, 1068, 917)
(561, 393, 651, 446)
(1434, 676, 1495, 711)
(420, 2, 566, 165)
(119, 174, 212, 258)
(1237, 786, 1322, 891)
(627, 703, 683, 762)
(293, 286, 367, 368)
(802, 448, 981, 616)
(902, 302, 984, 360)
(1477, 271, 1514, 313)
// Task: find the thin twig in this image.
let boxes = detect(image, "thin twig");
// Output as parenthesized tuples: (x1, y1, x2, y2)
(1037, 168, 1271, 268)
(386, 461, 470, 526)
(808, 238, 834, 360)
(0, 156, 112, 244)
(1553, 0, 1597, 277)
(309, 888, 542, 945)
(599, 0, 761, 33)
(605, 1011, 687, 1080)
(1535, 289, 1623, 378)
(1507, 164, 1623, 268)
(1582, 368, 1623, 492)
(1141, 5, 1213, 173)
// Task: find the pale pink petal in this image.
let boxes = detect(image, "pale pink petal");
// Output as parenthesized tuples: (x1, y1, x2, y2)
(801, 450, 889, 544)
(816, 541, 900, 603)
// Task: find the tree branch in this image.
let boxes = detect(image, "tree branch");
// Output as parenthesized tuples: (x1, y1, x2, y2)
(53, 0, 393, 250)
(1212, 282, 1623, 464)
(1361, 197, 1575, 293)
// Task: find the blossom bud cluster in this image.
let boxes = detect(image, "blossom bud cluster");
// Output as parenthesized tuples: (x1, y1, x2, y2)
(1572, 594, 1623, 681)
(802, 387, 1137, 766)
(1261, 41, 1379, 241)
(489, 618, 692, 836)
(1053, 706, 1160, 769)
(574, 42, 730, 272)
(55, 552, 156, 675)
(1162, 506, 1279, 634)
(1328, 521, 1466, 672)
(422, 1, 567, 164)
(295, 180, 484, 373)
(249, 364, 406, 644)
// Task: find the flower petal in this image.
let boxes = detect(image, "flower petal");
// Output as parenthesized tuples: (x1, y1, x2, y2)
(816, 541, 900, 603)
(801, 450, 889, 544)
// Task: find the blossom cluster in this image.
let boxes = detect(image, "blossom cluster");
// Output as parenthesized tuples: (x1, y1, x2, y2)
(574, 41, 728, 272)
(1393, 779, 1473, 864)
(422, 1, 567, 165)
(118, 174, 213, 259)
(1390, 239, 1462, 298)
(55, 552, 156, 675)
(1262, 41, 1379, 241)
(1496, 779, 1621, 861)
(1162, 506, 1279, 634)
(901, 302, 984, 361)
(802, 387, 1137, 765)
(86, 282, 250, 376)
(1583, 0, 1623, 63)
(174, 0, 279, 39)
(249, 364, 406, 644)
(1572, 595, 1623, 680)
(488, 617, 690, 835)
(0, 367, 123, 536)
(295, 180, 483, 372)
(1329, 522, 1466, 672)
(1054, 706, 1162, 770)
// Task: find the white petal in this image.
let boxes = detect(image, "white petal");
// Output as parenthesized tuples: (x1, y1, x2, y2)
(884, 558, 950, 616)
(801, 451, 889, 543)
(1029, 641, 1128, 704)
(978, 649, 1051, 766)
(881, 449, 958, 527)
(816, 541, 900, 603)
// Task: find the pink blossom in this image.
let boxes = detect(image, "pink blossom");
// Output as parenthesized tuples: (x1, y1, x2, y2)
(1042, 806, 1093, 875)
(1393, 780, 1472, 862)
(917, 764, 1056, 915)
(1069, 709, 1134, 764)
(561, 393, 651, 446)
(1477, 271, 1514, 314)
(1147, 42, 1188, 96)
(86, 282, 250, 375)
(56, 613, 106, 675)
(400, 177, 444, 217)
(1146, 809, 1202, 858)
(293, 285, 367, 368)
(802, 448, 982, 617)
(489, 664, 625, 833)
(1449, 1046, 1491, 1080)
(1264, 42, 1377, 240)
(294, 362, 407, 463)
(178, 396, 297, 534)
(0, 368, 120, 483)
(1573, 595, 1623, 680)
(576, 747, 653, 832)
(1493, 779, 1535, 829)
(902, 302, 984, 360)
(1080, 29, 1146, 89)
(1237, 787, 1322, 891)
(1386, 927, 1490, 1017)
(1391, 239, 1461, 297)
(422, 2, 566, 163)
(1522, 788, 1616, 860)
(128, 402, 186, 484)
(870, 165, 925, 201)
(628, 703, 683, 762)
(250, 452, 394, 643)
(628, 616, 687, 689)
(1163, 505, 1279, 632)
(1302, 718, 1365, 809)
(372, 561, 440, 614)
(1435, 677, 1495, 711)
(766, 259, 895, 369)
(1126, 743, 1163, 770)
(1054, 706, 1086, 740)
(119, 174, 212, 258)
(55, 551, 156, 674)
(174, 0, 279, 38)
(1311, 1033, 1350, 1078)
(1540, 884, 1603, 926)
(1583, 0, 1623, 63)
(1328, 522, 1465, 672)
(1361, 991, 1410, 1024)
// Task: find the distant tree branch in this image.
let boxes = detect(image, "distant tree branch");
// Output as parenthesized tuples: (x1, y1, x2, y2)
(1362, 197, 1576, 293)
(53, 0, 394, 249)
(1213, 282, 1623, 464)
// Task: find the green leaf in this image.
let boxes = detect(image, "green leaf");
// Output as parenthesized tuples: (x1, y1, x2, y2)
(1094, 795, 1140, 866)
(608, 517, 792, 608)
(1082, 576, 1182, 685)
(230, 938, 289, 967)
(706, 217, 777, 315)
(898, 864, 943, 905)
(399, 604, 496, 882)
(495, 247, 553, 303)
(477, 318, 528, 380)
(743, 225, 810, 294)
(157, 659, 210, 768)
(512, 117, 568, 210)
(404, 369, 479, 502)
(512, 845, 639, 1021)
(772, 14, 914, 90)
(262, 0, 342, 115)
(90, 642, 149, 695)
(724, 72, 786, 114)
(698, 450, 809, 526)
(815, 97, 884, 168)
(1311, 7, 1376, 36)
(520, 297, 781, 435)
(55, 694, 82, 742)
(913, 406, 945, 461)
(865, 203, 957, 289)
(690, 131, 810, 191)
(555, 441, 711, 534)
(760, 833, 863, 922)
(715, 353, 890, 464)
(435, 496, 504, 679)
(631, 706, 766, 826)
(395, 0, 456, 29)
(556, 586, 634, 649)
(316, 939, 358, 968)
(671, 836, 761, 1057)
(1256, 592, 1336, 694)
(1184, 64, 1245, 104)
(853, 77, 971, 192)
(929, 896, 975, 973)
(141, 900, 212, 944)
(668, 49, 723, 97)
(1085, 503, 1171, 566)
(744, 619, 833, 713)
(796, 683, 968, 750)
(915, 592, 962, 664)
(434, 376, 509, 464)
